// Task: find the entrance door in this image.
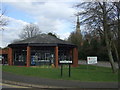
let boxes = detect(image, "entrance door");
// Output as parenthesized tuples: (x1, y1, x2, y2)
(14, 51, 26, 66)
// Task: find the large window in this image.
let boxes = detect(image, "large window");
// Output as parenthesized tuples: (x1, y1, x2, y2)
(31, 47, 54, 66)
(14, 49, 26, 66)
(58, 47, 72, 62)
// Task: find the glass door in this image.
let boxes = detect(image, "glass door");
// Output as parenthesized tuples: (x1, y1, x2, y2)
(14, 50, 26, 66)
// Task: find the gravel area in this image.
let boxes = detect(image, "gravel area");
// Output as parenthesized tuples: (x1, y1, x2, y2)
(78, 60, 118, 68)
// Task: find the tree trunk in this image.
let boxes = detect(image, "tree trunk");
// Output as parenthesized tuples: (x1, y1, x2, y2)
(118, 21, 120, 70)
(105, 33, 117, 73)
(113, 42, 120, 69)
(103, 2, 117, 73)
(117, 2, 120, 70)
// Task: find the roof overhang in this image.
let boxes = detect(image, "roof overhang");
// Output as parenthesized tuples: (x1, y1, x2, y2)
(8, 43, 77, 48)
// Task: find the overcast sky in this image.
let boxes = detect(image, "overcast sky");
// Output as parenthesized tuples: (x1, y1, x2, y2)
(0, 0, 83, 48)
(1, 0, 117, 48)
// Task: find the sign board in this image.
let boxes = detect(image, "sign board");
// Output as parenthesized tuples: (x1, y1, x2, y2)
(59, 60, 72, 64)
(87, 57, 97, 64)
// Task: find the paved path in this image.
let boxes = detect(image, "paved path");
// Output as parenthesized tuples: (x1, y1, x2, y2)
(2, 71, 118, 89)
(78, 60, 118, 68)
(1, 83, 30, 89)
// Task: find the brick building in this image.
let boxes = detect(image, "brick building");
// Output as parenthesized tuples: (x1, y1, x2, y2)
(5, 34, 78, 67)
(0, 48, 9, 64)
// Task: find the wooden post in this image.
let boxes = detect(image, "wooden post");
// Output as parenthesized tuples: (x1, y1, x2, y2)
(61, 64, 63, 77)
(9, 48, 13, 66)
(26, 46, 31, 67)
(73, 47, 78, 67)
(55, 46, 58, 68)
(69, 64, 71, 77)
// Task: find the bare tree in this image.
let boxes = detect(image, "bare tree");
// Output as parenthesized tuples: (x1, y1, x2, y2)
(19, 23, 41, 39)
(113, 2, 120, 69)
(75, 2, 118, 73)
(0, 6, 8, 29)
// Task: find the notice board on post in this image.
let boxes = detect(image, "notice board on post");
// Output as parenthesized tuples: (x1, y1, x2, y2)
(59, 60, 72, 77)
(87, 57, 97, 64)
(59, 60, 72, 64)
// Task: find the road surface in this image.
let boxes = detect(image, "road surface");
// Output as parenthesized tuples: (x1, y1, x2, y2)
(2, 71, 118, 89)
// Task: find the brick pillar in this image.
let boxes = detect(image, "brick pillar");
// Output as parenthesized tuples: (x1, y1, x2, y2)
(55, 46, 58, 68)
(26, 46, 31, 67)
(73, 47, 78, 67)
(8, 48, 13, 66)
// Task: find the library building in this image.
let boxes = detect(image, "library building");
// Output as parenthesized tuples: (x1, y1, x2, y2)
(5, 34, 78, 67)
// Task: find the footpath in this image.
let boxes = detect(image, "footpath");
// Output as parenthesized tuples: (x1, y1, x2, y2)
(78, 60, 118, 68)
(2, 71, 118, 89)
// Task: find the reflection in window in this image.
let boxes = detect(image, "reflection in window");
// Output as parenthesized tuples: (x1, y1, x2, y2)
(31, 47, 54, 66)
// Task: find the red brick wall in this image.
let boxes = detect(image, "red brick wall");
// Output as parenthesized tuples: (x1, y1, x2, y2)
(5, 46, 78, 67)
(0, 48, 9, 54)
(8, 48, 13, 65)
(26, 46, 31, 67)
(73, 47, 78, 67)
(55, 46, 58, 68)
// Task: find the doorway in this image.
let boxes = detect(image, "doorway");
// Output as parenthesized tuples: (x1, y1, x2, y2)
(14, 50, 26, 66)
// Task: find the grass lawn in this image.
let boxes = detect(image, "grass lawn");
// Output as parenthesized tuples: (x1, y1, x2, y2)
(2, 65, 118, 82)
